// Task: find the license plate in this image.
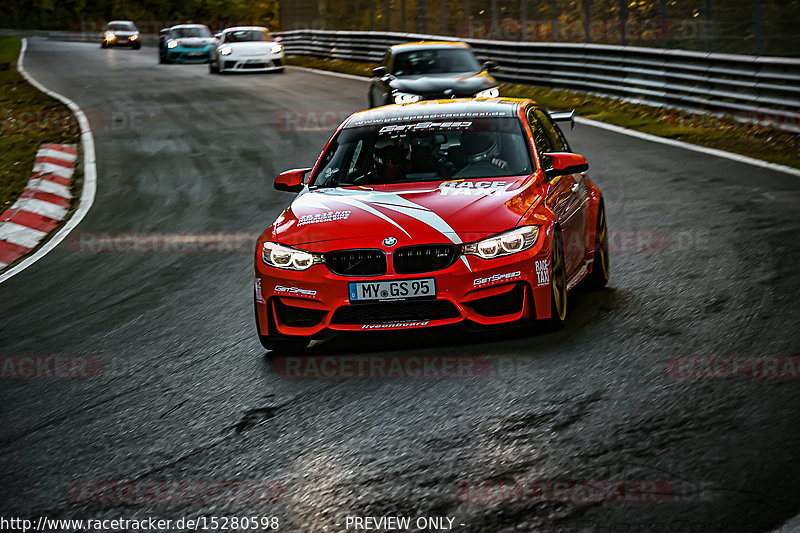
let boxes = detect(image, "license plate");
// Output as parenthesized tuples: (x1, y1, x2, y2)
(349, 278, 435, 302)
(188, 52, 203, 57)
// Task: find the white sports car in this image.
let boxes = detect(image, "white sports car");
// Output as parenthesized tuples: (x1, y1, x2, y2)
(209, 26, 284, 74)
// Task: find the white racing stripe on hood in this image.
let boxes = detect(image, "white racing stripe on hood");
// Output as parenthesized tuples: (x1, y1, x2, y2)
(339, 190, 472, 271)
(310, 188, 474, 271)
(326, 195, 412, 237)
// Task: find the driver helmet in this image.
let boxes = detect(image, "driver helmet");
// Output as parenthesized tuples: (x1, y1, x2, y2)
(374, 136, 411, 181)
(461, 131, 500, 163)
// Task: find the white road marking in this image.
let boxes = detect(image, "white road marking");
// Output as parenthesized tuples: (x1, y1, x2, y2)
(9, 198, 68, 220)
(293, 65, 800, 178)
(287, 65, 369, 82)
(0, 39, 97, 284)
(575, 117, 800, 178)
(32, 161, 74, 178)
(27, 178, 72, 199)
(0, 222, 47, 248)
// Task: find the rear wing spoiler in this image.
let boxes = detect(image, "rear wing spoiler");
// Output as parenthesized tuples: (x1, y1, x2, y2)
(548, 110, 575, 130)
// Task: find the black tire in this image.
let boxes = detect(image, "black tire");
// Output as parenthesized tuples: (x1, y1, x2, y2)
(548, 230, 568, 326)
(583, 202, 610, 289)
(158, 50, 166, 64)
(100, 42, 107, 49)
(132, 43, 141, 50)
(209, 60, 219, 73)
(254, 299, 308, 353)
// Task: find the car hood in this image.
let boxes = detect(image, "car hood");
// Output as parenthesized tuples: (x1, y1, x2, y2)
(111, 31, 137, 37)
(389, 72, 497, 97)
(271, 176, 541, 251)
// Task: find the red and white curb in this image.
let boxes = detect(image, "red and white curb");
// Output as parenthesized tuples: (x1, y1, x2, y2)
(0, 144, 77, 268)
(0, 38, 96, 285)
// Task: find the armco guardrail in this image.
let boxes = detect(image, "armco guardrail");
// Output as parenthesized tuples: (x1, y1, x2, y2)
(276, 29, 800, 132)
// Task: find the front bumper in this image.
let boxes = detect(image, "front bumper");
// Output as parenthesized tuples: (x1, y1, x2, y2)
(220, 52, 284, 72)
(255, 244, 554, 338)
(167, 46, 211, 62)
(104, 36, 139, 47)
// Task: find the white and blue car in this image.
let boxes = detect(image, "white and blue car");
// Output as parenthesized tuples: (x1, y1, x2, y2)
(158, 24, 216, 64)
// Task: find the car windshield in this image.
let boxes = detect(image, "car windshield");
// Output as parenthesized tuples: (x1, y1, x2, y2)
(225, 30, 269, 42)
(392, 48, 482, 76)
(171, 27, 211, 38)
(310, 117, 533, 188)
(108, 22, 135, 32)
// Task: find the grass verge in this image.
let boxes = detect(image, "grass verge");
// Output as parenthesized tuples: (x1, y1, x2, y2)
(0, 36, 80, 211)
(287, 55, 799, 169)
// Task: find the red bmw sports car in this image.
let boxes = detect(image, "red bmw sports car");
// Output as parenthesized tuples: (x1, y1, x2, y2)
(254, 98, 609, 351)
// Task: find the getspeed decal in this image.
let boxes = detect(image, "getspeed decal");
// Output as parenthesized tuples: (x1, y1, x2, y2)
(274, 285, 317, 297)
(379, 121, 472, 133)
(473, 271, 522, 287)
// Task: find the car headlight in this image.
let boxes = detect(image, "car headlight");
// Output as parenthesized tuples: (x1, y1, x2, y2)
(394, 92, 422, 105)
(130, 34, 139, 40)
(219, 46, 233, 56)
(262, 242, 324, 271)
(271, 43, 283, 54)
(167, 39, 178, 49)
(475, 87, 500, 98)
(105, 32, 116, 41)
(462, 226, 539, 259)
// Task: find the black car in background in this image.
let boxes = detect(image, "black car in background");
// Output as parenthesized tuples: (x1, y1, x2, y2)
(101, 20, 140, 49)
(368, 41, 500, 107)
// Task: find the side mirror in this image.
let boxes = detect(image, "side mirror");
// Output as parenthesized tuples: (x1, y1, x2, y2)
(214, 32, 222, 40)
(274, 168, 311, 192)
(372, 65, 387, 77)
(543, 152, 588, 181)
(483, 60, 499, 72)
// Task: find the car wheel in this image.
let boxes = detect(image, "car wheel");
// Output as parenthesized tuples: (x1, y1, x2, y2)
(133, 43, 141, 50)
(209, 60, 219, 73)
(548, 230, 568, 326)
(583, 202, 609, 289)
(254, 299, 308, 353)
(100, 42, 107, 49)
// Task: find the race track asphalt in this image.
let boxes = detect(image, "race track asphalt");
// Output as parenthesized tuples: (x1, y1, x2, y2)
(1, 39, 800, 533)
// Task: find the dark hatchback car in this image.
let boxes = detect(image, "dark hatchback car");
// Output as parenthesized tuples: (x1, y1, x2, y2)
(368, 41, 499, 108)
(101, 20, 141, 49)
